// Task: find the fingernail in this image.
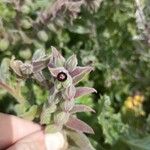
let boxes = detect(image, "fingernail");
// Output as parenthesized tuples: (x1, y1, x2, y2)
(45, 132, 66, 150)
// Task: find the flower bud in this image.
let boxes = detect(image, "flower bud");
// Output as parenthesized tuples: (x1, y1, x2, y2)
(10, 58, 23, 76)
(20, 63, 33, 75)
(54, 112, 70, 125)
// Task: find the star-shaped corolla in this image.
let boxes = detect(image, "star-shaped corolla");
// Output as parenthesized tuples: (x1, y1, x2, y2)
(48, 46, 94, 89)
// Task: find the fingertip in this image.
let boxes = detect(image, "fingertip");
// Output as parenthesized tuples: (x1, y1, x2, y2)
(0, 113, 41, 149)
(45, 132, 67, 150)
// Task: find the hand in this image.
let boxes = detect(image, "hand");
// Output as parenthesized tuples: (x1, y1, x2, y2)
(0, 113, 67, 150)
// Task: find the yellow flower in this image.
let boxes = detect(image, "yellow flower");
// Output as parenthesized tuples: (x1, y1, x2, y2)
(123, 94, 145, 117)
(134, 95, 144, 103)
(124, 99, 134, 109)
(132, 99, 141, 107)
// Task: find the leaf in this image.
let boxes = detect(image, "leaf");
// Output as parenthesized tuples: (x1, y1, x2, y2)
(61, 100, 75, 112)
(19, 105, 38, 121)
(33, 71, 46, 83)
(98, 95, 127, 145)
(67, 25, 91, 34)
(75, 87, 97, 98)
(65, 116, 94, 134)
(15, 103, 30, 115)
(65, 54, 78, 72)
(40, 104, 56, 125)
(65, 84, 76, 100)
(32, 59, 49, 72)
(54, 112, 70, 125)
(67, 131, 95, 150)
(32, 49, 46, 61)
(70, 104, 95, 114)
(70, 66, 93, 85)
(123, 135, 150, 150)
(0, 58, 10, 82)
(45, 124, 60, 133)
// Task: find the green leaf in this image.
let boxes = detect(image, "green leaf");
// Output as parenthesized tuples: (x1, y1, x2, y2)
(32, 49, 46, 61)
(15, 103, 30, 115)
(45, 124, 60, 133)
(98, 95, 128, 145)
(0, 58, 10, 82)
(20, 105, 38, 121)
(40, 104, 56, 125)
(67, 131, 95, 150)
(67, 25, 91, 34)
(123, 135, 150, 150)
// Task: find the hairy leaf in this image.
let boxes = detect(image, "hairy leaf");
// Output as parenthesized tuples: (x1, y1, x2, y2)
(40, 104, 56, 125)
(70, 67, 93, 84)
(65, 85, 76, 100)
(123, 134, 150, 150)
(75, 87, 97, 98)
(66, 116, 94, 134)
(0, 58, 10, 82)
(32, 49, 46, 61)
(67, 131, 95, 150)
(70, 104, 95, 114)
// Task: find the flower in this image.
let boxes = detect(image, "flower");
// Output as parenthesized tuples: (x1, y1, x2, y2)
(10, 47, 97, 135)
(46, 46, 97, 134)
(123, 94, 145, 116)
(48, 46, 93, 88)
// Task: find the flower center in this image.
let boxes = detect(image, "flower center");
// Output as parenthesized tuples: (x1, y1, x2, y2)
(57, 72, 67, 82)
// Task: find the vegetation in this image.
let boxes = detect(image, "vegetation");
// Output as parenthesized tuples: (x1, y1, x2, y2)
(0, 0, 150, 149)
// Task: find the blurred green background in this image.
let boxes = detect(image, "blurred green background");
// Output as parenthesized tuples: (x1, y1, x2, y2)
(0, 0, 150, 149)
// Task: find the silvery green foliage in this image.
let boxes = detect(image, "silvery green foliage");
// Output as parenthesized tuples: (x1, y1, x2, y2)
(8, 47, 96, 149)
(135, 0, 150, 45)
(0, 0, 102, 56)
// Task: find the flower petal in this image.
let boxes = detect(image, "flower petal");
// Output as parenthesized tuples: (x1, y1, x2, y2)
(75, 87, 97, 98)
(62, 73, 73, 88)
(70, 105, 95, 114)
(65, 54, 77, 72)
(65, 116, 94, 134)
(48, 67, 67, 77)
(70, 66, 93, 84)
(49, 46, 65, 67)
